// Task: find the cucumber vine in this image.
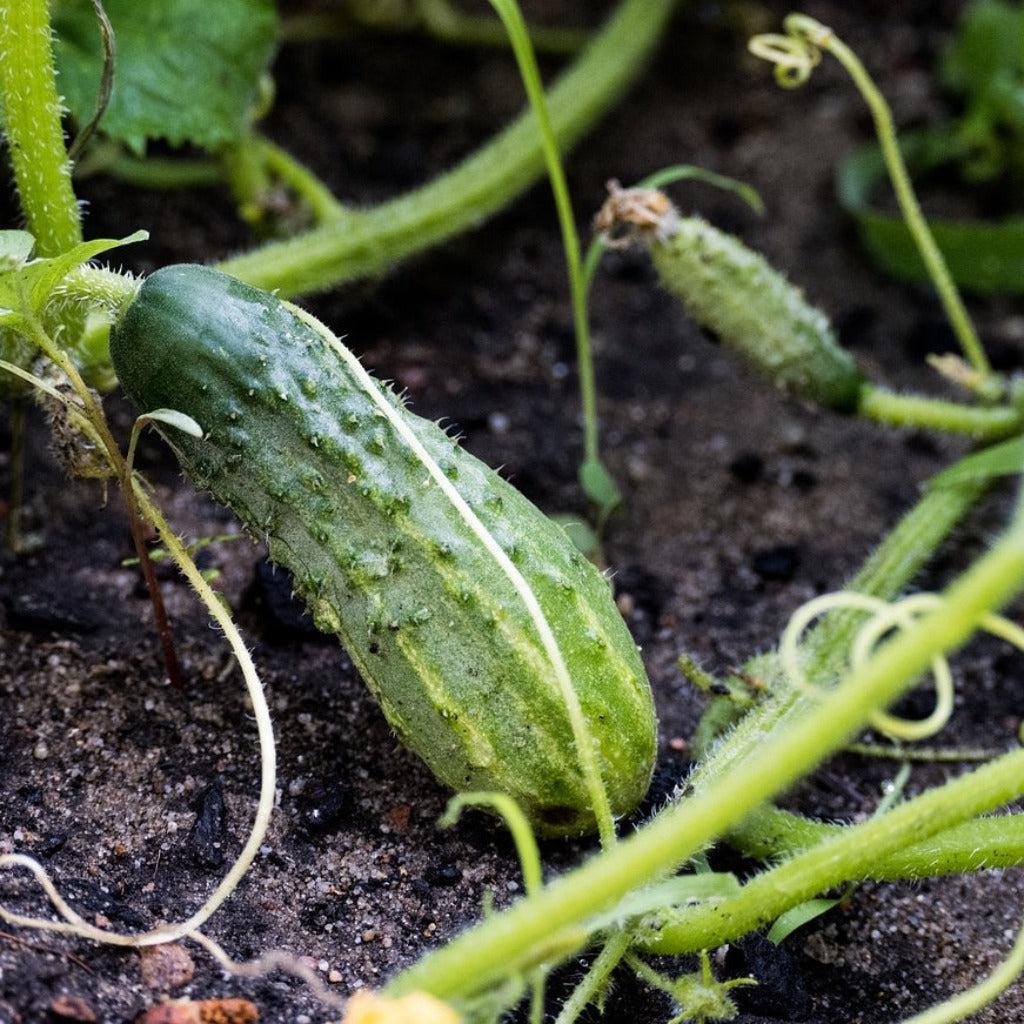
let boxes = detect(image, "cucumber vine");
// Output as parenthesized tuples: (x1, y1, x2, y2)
(5, 3, 1024, 1024)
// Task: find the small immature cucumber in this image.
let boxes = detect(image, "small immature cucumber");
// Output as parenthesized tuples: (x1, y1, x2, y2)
(597, 188, 864, 412)
(653, 217, 864, 411)
(110, 265, 656, 836)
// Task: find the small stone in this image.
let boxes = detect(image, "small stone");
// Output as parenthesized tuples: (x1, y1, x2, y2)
(729, 452, 764, 484)
(669, 736, 688, 752)
(33, 741, 49, 761)
(139, 943, 196, 990)
(187, 782, 227, 870)
(137, 999, 258, 1023)
(328, 969, 343, 984)
(386, 804, 411, 832)
(752, 545, 800, 582)
(48, 995, 97, 1022)
(362, 929, 377, 943)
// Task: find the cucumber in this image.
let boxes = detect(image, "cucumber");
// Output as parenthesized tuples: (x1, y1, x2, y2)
(110, 264, 656, 836)
(650, 215, 864, 412)
(595, 186, 864, 412)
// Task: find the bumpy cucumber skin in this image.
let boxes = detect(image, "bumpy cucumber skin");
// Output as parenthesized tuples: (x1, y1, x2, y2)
(651, 217, 864, 412)
(111, 265, 656, 836)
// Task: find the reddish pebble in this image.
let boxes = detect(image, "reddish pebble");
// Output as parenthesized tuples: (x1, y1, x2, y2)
(49, 995, 97, 1022)
(137, 999, 258, 1024)
(139, 943, 196, 990)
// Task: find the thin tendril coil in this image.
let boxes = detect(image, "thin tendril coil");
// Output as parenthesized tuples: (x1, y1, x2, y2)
(747, 31, 820, 89)
(781, 591, 1024, 742)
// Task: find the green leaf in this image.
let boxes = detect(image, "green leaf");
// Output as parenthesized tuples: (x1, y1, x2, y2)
(140, 408, 204, 438)
(939, 0, 1024, 106)
(837, 128, 1024, 295)
(767, 897, 842, 946)
(52, 0, 278, 154)
(929, 435, 1024, 489)
(551, 513, 599, 556)
(592, 873, 742, 930)
(0, 231, 147, 327)
(579, 457, 622, 516)
(24, 230, 148, 311)
(0, 231, 36, 268)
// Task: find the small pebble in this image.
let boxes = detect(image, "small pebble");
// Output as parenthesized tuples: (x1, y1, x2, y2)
(33, 741, 49, 761)
(137, 999, 258, 1024)
(48, 995, 97, 1022)
(752, 545, 800, 582)
(139, 943, 196, 991)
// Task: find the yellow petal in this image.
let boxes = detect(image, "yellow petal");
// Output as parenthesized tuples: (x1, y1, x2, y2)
(343, 990, 461, 1024)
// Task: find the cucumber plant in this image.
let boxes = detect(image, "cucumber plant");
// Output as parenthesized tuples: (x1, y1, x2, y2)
(7, 3, 1024, 1024)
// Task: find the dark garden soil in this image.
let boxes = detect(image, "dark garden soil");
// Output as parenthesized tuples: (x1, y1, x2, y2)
(2, 1, 1023, 1022)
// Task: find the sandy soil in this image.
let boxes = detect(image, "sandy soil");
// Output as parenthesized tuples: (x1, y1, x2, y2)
(2, 1, 1023, 1021)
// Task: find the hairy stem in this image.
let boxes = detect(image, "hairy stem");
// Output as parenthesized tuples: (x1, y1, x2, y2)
(0, 0, 83, 255)
(727, 803, 1024, 879)
(686, 476, 986, 803)
(643, 748, 1024, 954)
(552, 932, 633, 1024)
(857, 384, 1022, 440)
(26, 317, 182, 688)
(388, 499, 1024, 1000)
(216, 0, 677, 297)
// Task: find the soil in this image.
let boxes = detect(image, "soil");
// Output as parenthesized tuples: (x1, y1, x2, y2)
(2, 1, 1023, 1022)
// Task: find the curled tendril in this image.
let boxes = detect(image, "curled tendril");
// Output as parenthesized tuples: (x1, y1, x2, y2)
(781, 591, 1024, 742)
(748, 15, 833, 89)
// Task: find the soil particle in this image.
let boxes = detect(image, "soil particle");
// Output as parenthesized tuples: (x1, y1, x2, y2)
(727, 933, 810, 1020)
(247, 559, 323, 645)
(47, 995, 97, 1022)
(186, 784, 228, 871)
(138, 945, 196, 993)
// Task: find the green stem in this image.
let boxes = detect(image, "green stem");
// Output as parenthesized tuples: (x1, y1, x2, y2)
(846, 741, 999, 762)
(417, 0, 587, 55)
(790, 15, 989, 378)
(857, 383, 1021, 440)
(74, 141, 223, 190)
(388, 504, 1024, 1000)
(552, 932, 633, 1024)
(727, 803, 1024, 879)
(643, 747, 1024, 954)
(686, 475, 986, 803)
(0, 0, 82, 256)
(221, 135, 274, 228)
(216, 0, 677, 297)
(24, 315, 182, 688)
(484, 0, 605, 489)
(257, 137, 347, 223)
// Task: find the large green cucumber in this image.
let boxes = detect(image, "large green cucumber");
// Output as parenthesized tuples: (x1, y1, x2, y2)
(111, 264, 656, 836)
